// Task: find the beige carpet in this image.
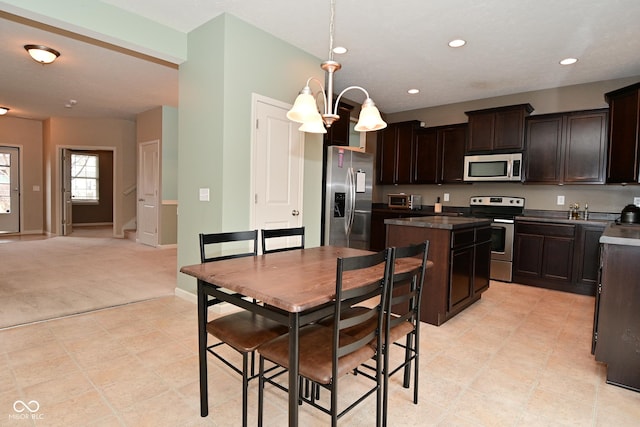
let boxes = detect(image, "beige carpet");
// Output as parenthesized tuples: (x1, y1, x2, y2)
(0, 230, 177, 329)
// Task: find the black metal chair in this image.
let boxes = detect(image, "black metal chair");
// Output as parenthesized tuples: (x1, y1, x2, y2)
(379, 240, 429, 426)
(198, 230, 288, 427)
(257, 247, 394, 427)
(316, 241, 429, 426)
(261, 226, 305, 254)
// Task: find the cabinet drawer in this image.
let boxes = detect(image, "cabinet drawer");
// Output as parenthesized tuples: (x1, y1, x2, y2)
(452, 229, 475, 248)
(516, 222, 575, 237)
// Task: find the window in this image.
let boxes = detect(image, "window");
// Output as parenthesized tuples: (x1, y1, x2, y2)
(71, 153, 99, 202)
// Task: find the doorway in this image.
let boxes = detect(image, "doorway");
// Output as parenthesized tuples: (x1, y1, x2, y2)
(0, 146, 20, 233)
(61, 147, 115, 236)
(251, 94, 304, 251)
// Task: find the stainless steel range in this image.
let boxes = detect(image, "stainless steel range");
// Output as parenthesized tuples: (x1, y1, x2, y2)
(469, 196, 525, 282)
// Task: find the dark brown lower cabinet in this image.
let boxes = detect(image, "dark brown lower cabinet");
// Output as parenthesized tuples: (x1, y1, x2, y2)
(513, 220, 604, 295)
(593, 242, 640, 392)
(387, 223, 491, 325)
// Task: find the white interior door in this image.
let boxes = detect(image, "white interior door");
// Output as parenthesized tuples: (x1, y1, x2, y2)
(62, 148, 72, 236)
(138, 140, 159, 247)
(0, 146, 20, 233)
(253, 96, 303, 252)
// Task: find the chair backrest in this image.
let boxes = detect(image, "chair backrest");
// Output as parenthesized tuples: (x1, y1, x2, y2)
(333, 248, 394, 366)
(261, 226, 305, 254)
(199, 230, 258, 263)
(385, 241, 429, 331)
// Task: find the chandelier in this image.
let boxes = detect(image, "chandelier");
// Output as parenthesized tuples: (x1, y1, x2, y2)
(286, 0, 387, 134)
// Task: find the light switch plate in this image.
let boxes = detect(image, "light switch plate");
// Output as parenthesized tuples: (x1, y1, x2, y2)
(444, 193, 450, 202)
(199, 188, 210, 202)
(557, 195, 565, 205)
(634, 197, 640, 207)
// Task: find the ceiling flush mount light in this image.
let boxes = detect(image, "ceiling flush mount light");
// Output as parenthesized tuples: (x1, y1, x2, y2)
(287, 0, 386, 134)
(24, 44, 60, 64)
(560, 57, 578, 65)
(407, 89, 420, 95)
(0, 107, 9, 115)
(448, 39, 466, 48)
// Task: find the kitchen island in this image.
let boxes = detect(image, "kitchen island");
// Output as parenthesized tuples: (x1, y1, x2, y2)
(593, 223, 640, 392)
(385, 216, 492, 325)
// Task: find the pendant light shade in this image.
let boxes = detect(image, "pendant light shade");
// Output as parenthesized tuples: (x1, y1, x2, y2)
(286, 89, 319, 123)
(298, 115, 328, 134)
(354, 98, 387, 132)
(24, 44, 60, 64)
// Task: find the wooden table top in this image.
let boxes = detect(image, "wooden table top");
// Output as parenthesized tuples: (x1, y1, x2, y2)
(180, 246, 429, 313)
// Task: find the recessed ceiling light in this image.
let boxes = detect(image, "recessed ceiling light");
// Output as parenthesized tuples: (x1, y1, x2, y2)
(560, 57, 578, 65)
(448, 39, 466, 48)
(407, 89, 420, 95)
(332, 46, 347, 55)
(0, 107, 9, 115)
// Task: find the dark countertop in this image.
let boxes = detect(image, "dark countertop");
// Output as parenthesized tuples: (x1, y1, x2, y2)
(600, 223, 640, 246)
(384, 215, 491, 230)
(515, 215, 611, 227)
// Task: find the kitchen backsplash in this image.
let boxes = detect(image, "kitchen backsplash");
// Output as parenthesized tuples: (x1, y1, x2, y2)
(376, 183, 640, 215)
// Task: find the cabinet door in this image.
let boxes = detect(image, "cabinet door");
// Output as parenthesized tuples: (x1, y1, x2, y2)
(413, 128, 439, 184)
(607, 89, 640, 183)
(541, 236, 574, 282)
(440, 125, 467, 183)
(395, 124, 415, 184)
(525, 115, 563, 183)
(513, 233, 544, 277)
(449, 246, 473, 311)
(377, 126, 397, 184)
(467, 113, 494, 152)
(324, 103, 353, 146)
(474, 240, 491, 293)
(574, 225, 604, 293)
(564, 111, 608, 183)
(494, 108, 526, 151)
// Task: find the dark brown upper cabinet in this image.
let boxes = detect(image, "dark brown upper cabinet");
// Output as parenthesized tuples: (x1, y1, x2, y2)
(605, 82, 640, 184)
(376, 120, 423, 184)
(323, 102, 354, 147)
(465, 104, 534, 153)
(525, 109, 608, 184)
(413, 124, 467, 184)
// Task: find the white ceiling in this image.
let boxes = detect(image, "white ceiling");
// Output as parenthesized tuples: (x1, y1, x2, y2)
(2, 0, 640, 121)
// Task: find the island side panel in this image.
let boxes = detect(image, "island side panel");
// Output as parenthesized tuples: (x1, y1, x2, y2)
(386, 224, 451, 325)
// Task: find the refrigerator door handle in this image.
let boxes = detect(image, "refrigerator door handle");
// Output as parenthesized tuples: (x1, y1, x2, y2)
(345, 167, 355, 239)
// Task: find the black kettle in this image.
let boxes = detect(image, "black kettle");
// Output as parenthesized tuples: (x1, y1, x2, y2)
(620, 204, 640, 224)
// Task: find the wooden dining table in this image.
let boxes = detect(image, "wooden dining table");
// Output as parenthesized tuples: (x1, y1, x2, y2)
(180, 245, 427, 427)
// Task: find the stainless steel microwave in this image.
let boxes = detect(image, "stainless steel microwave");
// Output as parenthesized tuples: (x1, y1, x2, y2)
(388, 193, 422, 210)
(463, 153, 523, 182)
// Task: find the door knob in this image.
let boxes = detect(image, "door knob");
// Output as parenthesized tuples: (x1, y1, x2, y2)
(292, 209, 300, 216)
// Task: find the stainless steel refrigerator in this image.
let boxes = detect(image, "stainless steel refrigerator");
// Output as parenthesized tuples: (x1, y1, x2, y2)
(324, 146, 373, 249)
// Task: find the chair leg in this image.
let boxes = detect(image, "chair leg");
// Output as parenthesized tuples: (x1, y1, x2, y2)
(242, 353, 249, 427)
(382, 343, 390, 427)
(413, 329, 420, 404)
(258, 356, 265, 427)
(403, 333, 413, 388)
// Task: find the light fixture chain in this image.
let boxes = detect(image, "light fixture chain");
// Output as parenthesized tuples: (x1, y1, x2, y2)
(328, 0, 336, 60)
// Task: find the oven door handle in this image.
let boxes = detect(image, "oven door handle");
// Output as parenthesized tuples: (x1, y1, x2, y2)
(493, 218, 514, 224)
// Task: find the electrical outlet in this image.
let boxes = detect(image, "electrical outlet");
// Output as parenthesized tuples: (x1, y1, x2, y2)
(557, 195, 565, 206)
(443, 193, 450, 202)
(634, 197, 640, 207)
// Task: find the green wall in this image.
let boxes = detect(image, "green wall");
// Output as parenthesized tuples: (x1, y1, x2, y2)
(176, 14, 323, 293)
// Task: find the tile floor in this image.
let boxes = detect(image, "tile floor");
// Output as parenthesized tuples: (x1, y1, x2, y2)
(2, 280, 640, 426)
